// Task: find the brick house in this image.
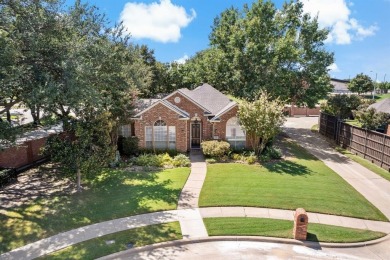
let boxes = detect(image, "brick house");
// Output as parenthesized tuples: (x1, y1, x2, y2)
(119, 83, 246, 152)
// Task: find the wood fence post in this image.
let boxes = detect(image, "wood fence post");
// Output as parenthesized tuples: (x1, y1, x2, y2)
(363, 129, 368, 159)
(380, 135, 387, 168)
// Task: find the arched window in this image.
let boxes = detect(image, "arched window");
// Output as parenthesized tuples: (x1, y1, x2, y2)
(145, 120, 176, 150)
(226, 117, 246, 149)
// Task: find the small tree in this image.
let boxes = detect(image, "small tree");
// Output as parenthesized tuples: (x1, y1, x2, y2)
(45, 113, 114, 192)
(238, 92, 285, 155)
(348, 73, 374, 95)
(377, 82, 389, 94)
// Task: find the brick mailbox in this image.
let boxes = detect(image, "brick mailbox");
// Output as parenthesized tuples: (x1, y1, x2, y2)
(293, 208, 308, 240)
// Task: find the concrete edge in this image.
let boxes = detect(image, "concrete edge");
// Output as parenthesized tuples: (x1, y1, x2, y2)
(97, 234, 390, 260)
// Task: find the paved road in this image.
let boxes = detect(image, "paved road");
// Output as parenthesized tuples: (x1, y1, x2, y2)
(100, 237, 390, 260)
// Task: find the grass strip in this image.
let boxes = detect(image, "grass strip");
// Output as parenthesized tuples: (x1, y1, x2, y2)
(204, 217, 386, 243)
(40, 222, 182, 260)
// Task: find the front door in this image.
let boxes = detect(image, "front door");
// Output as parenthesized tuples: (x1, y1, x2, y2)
(191, 122, 201, 148)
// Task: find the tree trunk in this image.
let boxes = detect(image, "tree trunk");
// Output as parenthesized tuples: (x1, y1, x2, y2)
(30, 105, 41, 126)
(6, 110, 11, 123)
(76, 168, 81, 192)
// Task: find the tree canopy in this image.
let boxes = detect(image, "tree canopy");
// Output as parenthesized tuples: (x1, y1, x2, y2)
(238, 92, 285, 155)
(348, 73, 374, 95)
(0, 0, 152, 189)
(179, 0, 333, 106)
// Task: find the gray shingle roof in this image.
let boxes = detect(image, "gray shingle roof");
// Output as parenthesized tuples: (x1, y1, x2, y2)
(181, 83, 233, 115)
(369, 98, 390, 114)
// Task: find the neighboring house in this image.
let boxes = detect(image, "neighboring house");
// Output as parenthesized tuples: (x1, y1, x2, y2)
(330, 78, 350, 94)
(368, 98, 390, 135)
(119, 83, 246, 152)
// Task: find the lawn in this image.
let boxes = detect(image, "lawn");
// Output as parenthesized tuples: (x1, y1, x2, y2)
(40, 222, 182, 259)
(204, 218, 386, 243)
(199, 139, 387, 221)
(335, 147, 390, 182)
(0, 167, 189, 254)
(376, 93, 390, 101)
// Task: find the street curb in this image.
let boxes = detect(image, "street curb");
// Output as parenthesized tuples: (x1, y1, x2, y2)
(97, 234, 390, 259)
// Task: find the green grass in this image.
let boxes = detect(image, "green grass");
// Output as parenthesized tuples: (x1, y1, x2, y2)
(335, 147, 390, 182)
(40, 222, 182, 259)
(345, 119, 362, 128)
(376, 93, 390, 101)
(204, 218, 386, 243)
(199, 139, 387, 221)
(0, 167, 189, 254)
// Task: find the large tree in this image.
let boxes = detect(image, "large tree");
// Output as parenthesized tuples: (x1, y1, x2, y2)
(0, 0, 152, 189)
(238, 92, 285, 155)
(348, 73, 374, 95)
(205, 0, 333, 105)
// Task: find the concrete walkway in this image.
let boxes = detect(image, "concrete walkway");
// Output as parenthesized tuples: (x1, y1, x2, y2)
(284, 117, 390, 220)
(177, 150, 208, 239)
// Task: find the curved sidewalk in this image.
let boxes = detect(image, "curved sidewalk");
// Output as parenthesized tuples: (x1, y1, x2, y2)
(2, 206, 390, 260)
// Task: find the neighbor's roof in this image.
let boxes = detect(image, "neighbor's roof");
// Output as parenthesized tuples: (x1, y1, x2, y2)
(369, 98, 390, 114)
(331, 78, 350, 93)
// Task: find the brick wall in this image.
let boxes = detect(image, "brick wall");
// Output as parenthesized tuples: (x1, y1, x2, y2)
(134, 103, 188, 152)
(135, 93, 242, 151)
(213, 106, 238, 140)
(0, 137, 48, 168)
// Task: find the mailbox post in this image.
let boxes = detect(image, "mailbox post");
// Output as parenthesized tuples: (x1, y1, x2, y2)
(293, 208, 308, 240)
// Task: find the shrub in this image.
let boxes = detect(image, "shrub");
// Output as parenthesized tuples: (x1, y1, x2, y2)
(206, 158, 217, 164)
(0, 168, 16, 187)
(118, 136, 139, 156)
(132, 154, 162, 167)
(159, 153, 173, 166)
(266, 146, 283, 159)
(138, 148, 178, 157)
(201, 140, 230, 158)
(244, 152, 257, 164)
(172, 154, 191, 167)
(231, 153, 242, 161)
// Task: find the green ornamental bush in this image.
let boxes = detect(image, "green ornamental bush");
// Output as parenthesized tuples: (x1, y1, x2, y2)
(206, 158, 217, 164)
(201, 140, 230, 158)
(132, 154, 162, 167)
(172, 154, 191, 167)
(159, 153, 173, 166)
(266, 147, 283, 159)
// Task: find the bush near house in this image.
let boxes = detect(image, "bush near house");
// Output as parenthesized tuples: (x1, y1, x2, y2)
(201, 140, 230, 158)
(131, 153, 190, 168)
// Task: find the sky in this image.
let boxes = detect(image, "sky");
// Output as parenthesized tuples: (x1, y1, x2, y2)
(65, 0, 390, 82)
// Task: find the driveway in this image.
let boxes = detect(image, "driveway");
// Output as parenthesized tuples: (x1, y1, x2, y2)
(283, 117, 390, 220)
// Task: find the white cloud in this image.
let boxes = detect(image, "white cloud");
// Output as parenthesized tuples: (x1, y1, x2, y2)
(301, 0, 378, 44)
(327, 63, 340, 72)
(175, 54, 189, 64)
(120, 0, 196, 43)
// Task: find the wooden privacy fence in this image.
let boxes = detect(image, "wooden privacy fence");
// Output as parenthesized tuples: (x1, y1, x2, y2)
(319, 113, 390, 171)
